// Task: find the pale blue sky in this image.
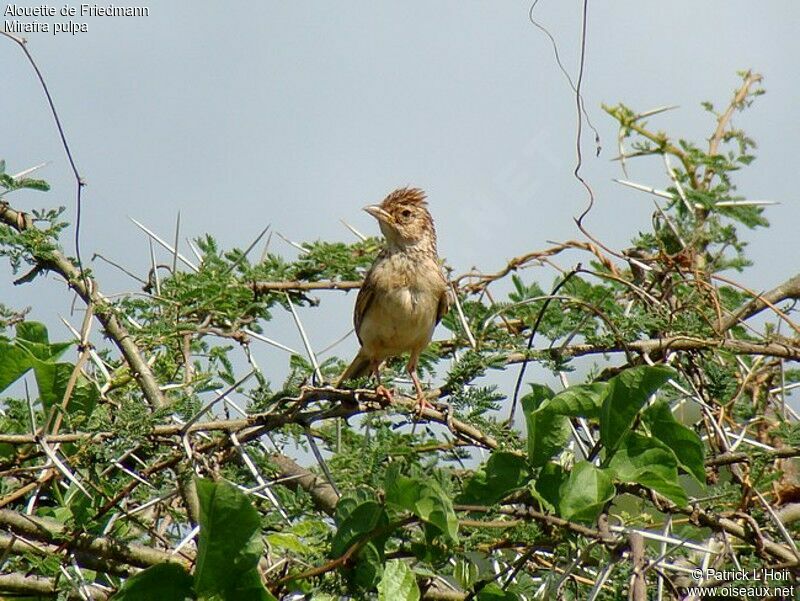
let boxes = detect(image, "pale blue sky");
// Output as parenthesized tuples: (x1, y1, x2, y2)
(3, 2, 799, 389)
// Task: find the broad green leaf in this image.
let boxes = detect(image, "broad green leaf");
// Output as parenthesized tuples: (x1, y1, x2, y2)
(16, 338, 73, 362)
(600, 365, 675, 453)
(334, 494, 362, 523)
(331, 500, 387, 556)
(383, 468, 421, 512)
(530, 462, 567, 512)
(33, 361, 98, 415)
(643, 401, 705, 485)
(16, 321, 71, 361)
(458, 451, 528, 504)
(219, 568, 276, 601)
(0, 322, 74, 395)
(547, 383, 608, 418)
(607, 432, 688, 506)
(353, 541, 383, 590)
(377, 560, 420, 601)
(111, 562, 193, 601)
(0, 340, 34, 393)
(385, 467, 458, 542)
(32, 361, 70, 411)
(558, 461, 615, 523)
(194, 478, 269, 600)
(334, 488, 377, 517)
(16, 322, 50, 346)
(522, 384, 570, 467)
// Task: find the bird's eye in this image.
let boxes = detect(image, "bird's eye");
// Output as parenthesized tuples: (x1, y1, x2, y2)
(401, 209, 412, 218)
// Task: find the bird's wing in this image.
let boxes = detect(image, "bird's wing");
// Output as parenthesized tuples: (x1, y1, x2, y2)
(353, 275, 375, 346)
(435, 281, 451, 325)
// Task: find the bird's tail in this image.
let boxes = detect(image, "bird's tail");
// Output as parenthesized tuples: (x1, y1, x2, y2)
(336, 351, 372, 387)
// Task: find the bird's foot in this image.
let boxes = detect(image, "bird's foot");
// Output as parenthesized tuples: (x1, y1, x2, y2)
(414, 394, 435, 417)
(375, 385, 394, 405)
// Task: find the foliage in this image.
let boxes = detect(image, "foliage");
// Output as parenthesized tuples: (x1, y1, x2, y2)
(113, 479, 275, 601)
(1, 71, 798, 600)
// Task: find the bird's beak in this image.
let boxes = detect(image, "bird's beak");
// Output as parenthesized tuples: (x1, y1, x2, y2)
(363, 205, 392, 224)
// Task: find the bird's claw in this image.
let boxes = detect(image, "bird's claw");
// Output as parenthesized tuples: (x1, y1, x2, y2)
(375, 385, 394, 404)
(414, 394, 434, 417)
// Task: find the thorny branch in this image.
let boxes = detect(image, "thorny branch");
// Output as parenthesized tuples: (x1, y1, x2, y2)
(0, 202, 166, 410)
(1, 68, 798, 600)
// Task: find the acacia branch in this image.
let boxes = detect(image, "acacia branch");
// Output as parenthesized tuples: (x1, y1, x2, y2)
(707, 71, 762, 158)
(603, 103, 699, 186)
(718, 273, 800, 333)
(252, 239, 619, 298)
(0, 202, 165, 409)
(629, 532, 647, 601)
(0, 387, 498, 452)
(505, 335, 800, 363)
(620, 485, 799, 566)
(251, 279, 361, 292)
(268, 453, 339, 516)
(0, 572, 108, 599)
(0, 508, 189, 570)
(0, 532, 137, 577)
(706, 446, 800, 468)
(0, 387, 498, 532)
(455, 504, 611, 542)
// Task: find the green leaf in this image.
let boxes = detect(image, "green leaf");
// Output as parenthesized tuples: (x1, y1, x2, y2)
(0, 322, 74, 395)
(16, 322, 50, 345)
(266, 532, 309, 555)
(16, 321, 71, 361)
(32, 361, 69, 411)
(33, 361, 98, 415)
(331, 500, 388, 557)
(385, 467, 458, 542)
(0, 340, 35, 393)
(530, 462, 567, 512)
(454, 559, 479, 589)
(377, 559, 420, 601)
(194, 478, 270, 600)
(522, 384, 570, 467)
(547, 383, 608, 419)
(458, 452, 528, 504)
(600, 365, 675, 454)
(11, 177, 50, 192)
(607, 432, 688, 506)
(219, 568, 276, 601)
(643, 401, 705, 484)
(331, 498, 389, 590)
(111, 563, 193, 601)
(558, 461, 615, 523)
(353, 541, 384, 590)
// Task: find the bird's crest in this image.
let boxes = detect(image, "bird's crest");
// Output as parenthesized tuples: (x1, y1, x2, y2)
(381, 187, 427, 209)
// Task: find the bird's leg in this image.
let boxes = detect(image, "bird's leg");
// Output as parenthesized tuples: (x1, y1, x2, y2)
(372, 361, 393, 404)
(407, 354, 433, 415)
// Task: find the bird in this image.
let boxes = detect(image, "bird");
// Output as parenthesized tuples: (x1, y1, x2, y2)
(336, 187, 450, 413)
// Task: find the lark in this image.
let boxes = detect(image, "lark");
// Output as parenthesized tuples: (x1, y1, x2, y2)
(337, 187, 449, 412)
